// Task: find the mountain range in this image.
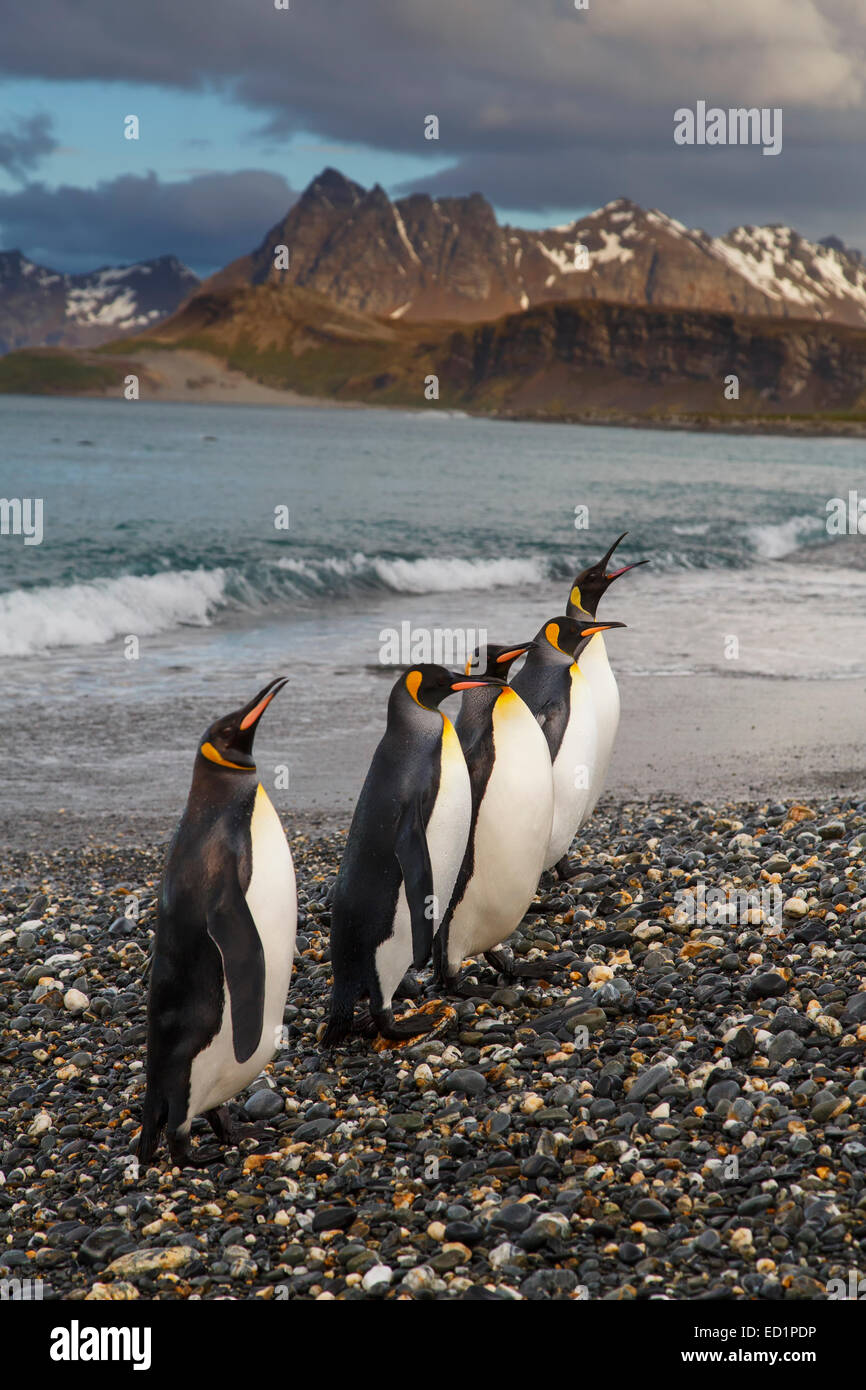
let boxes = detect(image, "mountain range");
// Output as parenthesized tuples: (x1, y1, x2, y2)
(3, 168, 866, 430)
(206, 167, 866, 328)
(0, 252, 199, 355)
(3, 167, 866, 357)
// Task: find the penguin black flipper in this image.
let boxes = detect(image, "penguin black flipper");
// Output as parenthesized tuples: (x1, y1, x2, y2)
(206, 886, 266, 1065)
(395, 796, 435, 969)
(534, 696, 570, 762)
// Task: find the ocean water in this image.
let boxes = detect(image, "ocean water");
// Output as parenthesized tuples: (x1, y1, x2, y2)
(1, 394, 865, 836)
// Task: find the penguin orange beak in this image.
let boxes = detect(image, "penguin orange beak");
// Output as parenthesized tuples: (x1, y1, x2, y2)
(606, 560, 649, 580)
(239, 677, 288, 731)
(582, 622, 627, 636)
(495, 644, 533, 663)
(450, 677, 506, 691)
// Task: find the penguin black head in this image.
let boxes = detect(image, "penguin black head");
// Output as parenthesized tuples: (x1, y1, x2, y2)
(464, 641, 537, 679)
(198, 676, 288, 773)
(396, 663, 506, 712)
(541, 615, 626, 660)
(568, 532, 648, 617)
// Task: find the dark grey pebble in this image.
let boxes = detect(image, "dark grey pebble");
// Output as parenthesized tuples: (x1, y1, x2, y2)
(244, 1089, 284, 1120)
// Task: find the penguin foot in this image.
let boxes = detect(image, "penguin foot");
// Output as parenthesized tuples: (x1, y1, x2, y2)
(373, 1007, 439, 1039)
(173, 1147, 227, 1168)
(484, 948, 514, 976)
(437, 967, 496, 999)
(371, 999, 456, 1048)
(352, 1011, 380, 1039)
(554, 855, 580, 881)
(168, 1133, 225, 1168)
(205, 1106, 234, 1144)
(483, 948, 548, 981)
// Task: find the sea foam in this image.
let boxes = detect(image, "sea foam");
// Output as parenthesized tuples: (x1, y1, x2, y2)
(0, 568, 227, 657)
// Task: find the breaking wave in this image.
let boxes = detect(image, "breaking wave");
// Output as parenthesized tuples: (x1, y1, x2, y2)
(0, 568, 228, 657)
(0, 554, 550, 656)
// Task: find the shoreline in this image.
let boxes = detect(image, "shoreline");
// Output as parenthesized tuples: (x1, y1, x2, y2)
(2, 346, 866, 438)
(3, 670, 864, 854)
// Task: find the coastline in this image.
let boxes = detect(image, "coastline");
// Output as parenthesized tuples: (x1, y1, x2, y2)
(2, 345, 866, 438)
(2, 671, 863, 853)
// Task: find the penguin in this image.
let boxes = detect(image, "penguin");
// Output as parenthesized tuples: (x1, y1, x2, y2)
(139, 677, 296, 1166)
(566, 532, 647, 821)
(511, 615, 625, 877)
(323, 663, 505, 1045)
(433, 641, 555, 989)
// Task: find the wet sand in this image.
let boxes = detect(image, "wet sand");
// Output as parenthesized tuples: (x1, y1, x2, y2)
(2, 672, 863, 851)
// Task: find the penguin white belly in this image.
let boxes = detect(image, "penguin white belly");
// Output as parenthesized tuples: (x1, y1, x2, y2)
(545, 666, 598, 869)
(374, 718, 471, 1007)
(446, 692, 553, 970)
(581, 633, 620, 818)
(185, 786, 296, 1125)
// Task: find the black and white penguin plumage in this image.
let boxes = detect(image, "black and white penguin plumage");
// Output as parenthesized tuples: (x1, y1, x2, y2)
(511, 615, 625, 875)
(434, 641, 554, 987)
(139, 677, 295, 1166)
(567, 532, 647, 820)
(323, 664, 504, 1045)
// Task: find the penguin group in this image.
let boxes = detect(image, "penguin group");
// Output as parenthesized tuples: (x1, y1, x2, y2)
(325, 531, 643, 1043)
(139, 533, 644, 1162)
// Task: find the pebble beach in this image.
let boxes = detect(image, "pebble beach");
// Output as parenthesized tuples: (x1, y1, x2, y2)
(2, 796, 865, 1302)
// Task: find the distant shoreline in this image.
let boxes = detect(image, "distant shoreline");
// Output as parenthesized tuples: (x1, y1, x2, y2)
(2, 343, 866, 439)
(3, 381, 866, 446)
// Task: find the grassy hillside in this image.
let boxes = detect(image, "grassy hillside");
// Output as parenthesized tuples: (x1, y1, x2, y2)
(0, 348, 120, 395)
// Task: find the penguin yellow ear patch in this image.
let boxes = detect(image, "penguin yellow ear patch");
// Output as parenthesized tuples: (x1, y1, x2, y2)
(569, 585, 582, 610)
(405, 670, 423, 704)
(545, 621, 561, 652)
(201, 741, 249, 771)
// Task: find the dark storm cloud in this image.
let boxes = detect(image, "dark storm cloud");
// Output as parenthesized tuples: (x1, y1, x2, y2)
(0, 169, 297, 272)
(0, 113, 57, 180)
(400, 128, 866, 248)
(0, 0, 864, 245)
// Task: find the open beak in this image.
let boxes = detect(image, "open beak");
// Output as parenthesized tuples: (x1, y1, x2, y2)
(600, 532, 649, 582)
(238, 676, 288, 731)
(606, 559, 649, 580)
(600, 531, 629, 569)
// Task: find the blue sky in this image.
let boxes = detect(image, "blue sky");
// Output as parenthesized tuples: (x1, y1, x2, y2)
(0, 76, 587, 274)
(0, 77, 457, 202)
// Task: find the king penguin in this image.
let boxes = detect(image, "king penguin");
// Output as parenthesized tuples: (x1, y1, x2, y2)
(566, 532, 647, 820)
(511, 615, 625, 877)
(323, 664, 504, 1045)
(433, 641, 555, 988)
(139, 677, 296, 1166)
